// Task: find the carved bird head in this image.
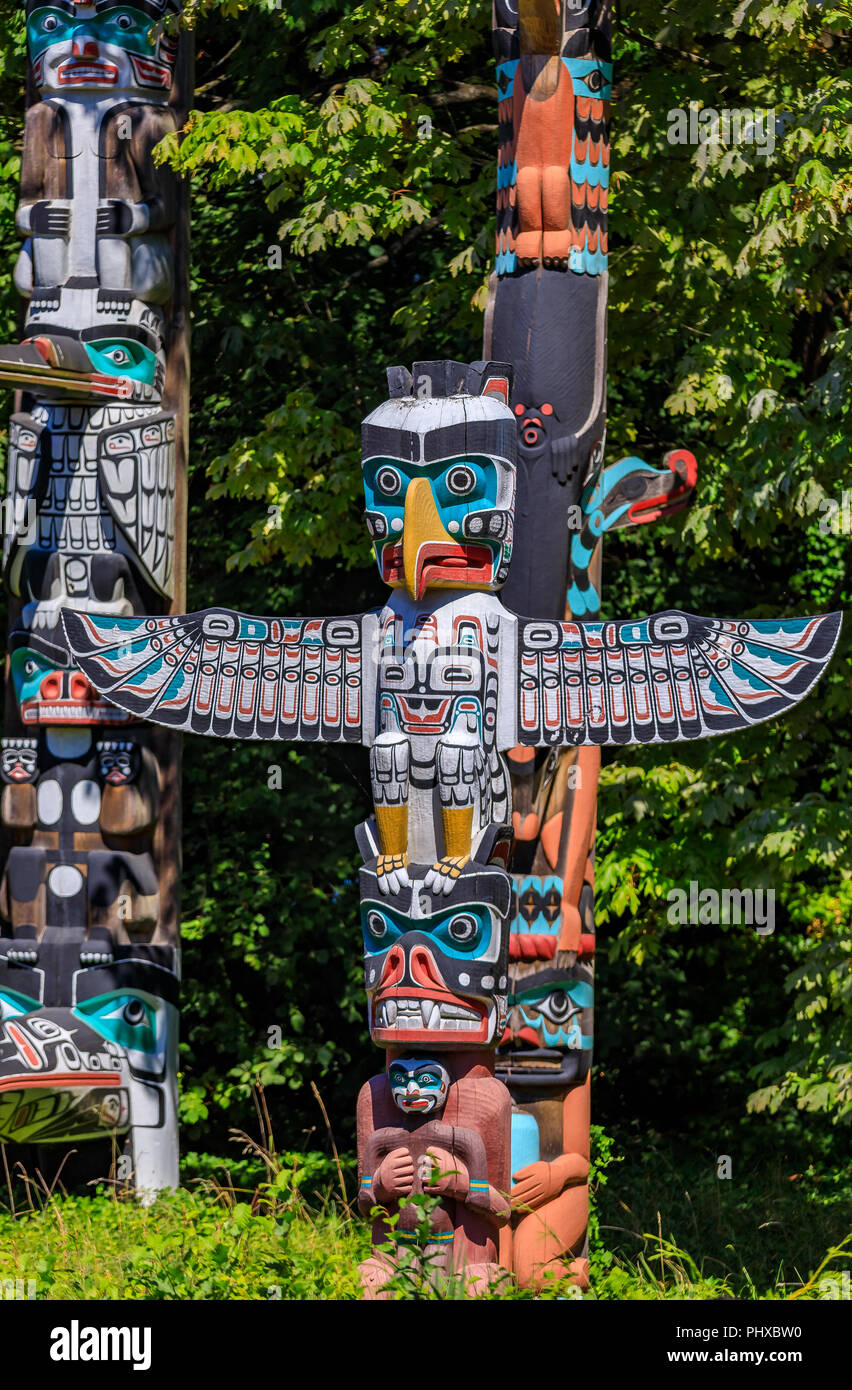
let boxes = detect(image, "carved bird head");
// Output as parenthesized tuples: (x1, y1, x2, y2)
(361, 360, 517, 601)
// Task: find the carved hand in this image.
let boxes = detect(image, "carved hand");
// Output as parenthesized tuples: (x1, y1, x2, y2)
(510, 1153, 589, 1212)
(19, 201, 71, 237)
(550, 432, 579, 485)
(423, 1146, 470, 1200)
(96, 199, 151, 237)
(373, 1146, 415, 1203)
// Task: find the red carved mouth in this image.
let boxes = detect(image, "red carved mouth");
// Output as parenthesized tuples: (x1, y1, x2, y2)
(58, 60, 119, 86)
(381, 541, 495, 598)
(371, 988, 489, 1045)
(395, 696, 452, 732)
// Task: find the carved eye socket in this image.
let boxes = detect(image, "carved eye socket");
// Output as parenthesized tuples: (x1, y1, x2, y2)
(116, 12, 135, 28)
(24, 660, 37, 677)
(536, 990, 576, 1024)
(122, 999, 146, 1026)
(446, 465, 476, 496)
(448, 913, 477, 943)
(587, 68, 604, 92)
(376, 467, 402, 497)
(367, 911, 387, 940)
(43, 14, 59, 30)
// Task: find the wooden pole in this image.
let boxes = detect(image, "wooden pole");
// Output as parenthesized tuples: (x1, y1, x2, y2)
(486, 0, 696, 1288)
(0, 1, 191, 1195)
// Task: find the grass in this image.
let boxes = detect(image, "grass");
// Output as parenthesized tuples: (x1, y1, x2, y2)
(0, 1125, 849, 1300)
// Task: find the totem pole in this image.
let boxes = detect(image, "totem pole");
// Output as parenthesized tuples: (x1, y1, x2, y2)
(64, 359, 837, 1293)
(483, 0, 787, 1290)
(0, 1, 190, 1194)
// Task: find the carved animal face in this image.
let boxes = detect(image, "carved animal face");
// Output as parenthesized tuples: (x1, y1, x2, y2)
(362, 381, 516, 600)
(0, 946, 177, 1144)
(377, 611, 488, 740)
(11, 649, 132, 727)
(513, 401, 559, 462)
(27, 2, 179, 95)
(387, 1057, 450, 1116)
(360, 864, 511, 1049)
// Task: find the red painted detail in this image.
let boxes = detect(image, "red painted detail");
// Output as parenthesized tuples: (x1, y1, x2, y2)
(0, 1072, 122, 1092)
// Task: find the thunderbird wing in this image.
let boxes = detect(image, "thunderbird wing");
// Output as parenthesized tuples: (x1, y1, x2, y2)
(62, 608, 373, 742)
(515, 609, 841, 747)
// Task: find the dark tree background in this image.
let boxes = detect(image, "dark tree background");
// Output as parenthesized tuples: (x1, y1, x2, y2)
(0, 1, 848, 1216)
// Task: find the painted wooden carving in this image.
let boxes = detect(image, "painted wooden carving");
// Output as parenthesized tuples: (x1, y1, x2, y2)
(63, 360, 838, 1288)
(488, 0, 681, 1288)
(357, 1055, 512, 1296)
(0, 0, 189, 1194)
(487, 0, 612, 620)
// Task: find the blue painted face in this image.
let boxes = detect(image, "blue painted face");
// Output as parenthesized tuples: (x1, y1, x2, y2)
(362, 900, 493, 960)
(360, 881, 509, 1048)
(387, 1058, 450, 1116)
(10, 647, 129, 726)
(28, 6, 155, 60)
(27, 3, 178, 94)
(364, 454, 500, 529)
(362, 453, 506, 592)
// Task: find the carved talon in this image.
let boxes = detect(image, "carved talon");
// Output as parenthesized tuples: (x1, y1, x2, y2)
(424, 854, 471, 896)
(376, 853, 410, 896)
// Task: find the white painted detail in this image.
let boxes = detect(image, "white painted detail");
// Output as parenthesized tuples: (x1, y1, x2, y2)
(37, 779, 63, 824)
(71, 779, 102, 825)
(48, 865, 84, 898)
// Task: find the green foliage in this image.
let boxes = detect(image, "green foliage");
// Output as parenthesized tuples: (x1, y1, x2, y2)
(0, 0, 847, 1267)
(0, 1136, 848, 1298)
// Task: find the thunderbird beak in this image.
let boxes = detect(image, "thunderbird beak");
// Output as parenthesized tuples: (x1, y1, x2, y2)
(402, 477, 458, 601)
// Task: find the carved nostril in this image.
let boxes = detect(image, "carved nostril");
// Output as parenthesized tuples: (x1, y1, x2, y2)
(69, 673, 95, 703)
(72, 38, 100, 59)
(378, 942, 405, 987)
(409, 945, 447, 991)
(39, 674, 62, 701)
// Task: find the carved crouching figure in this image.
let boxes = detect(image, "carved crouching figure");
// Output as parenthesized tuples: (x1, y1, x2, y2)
(357, 1057, 511, 1297)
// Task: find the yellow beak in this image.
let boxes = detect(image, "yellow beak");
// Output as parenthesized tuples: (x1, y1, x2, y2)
(402, 477, 458, 601)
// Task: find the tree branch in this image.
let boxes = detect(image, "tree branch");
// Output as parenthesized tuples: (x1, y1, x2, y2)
(429, 82, 497, 107)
